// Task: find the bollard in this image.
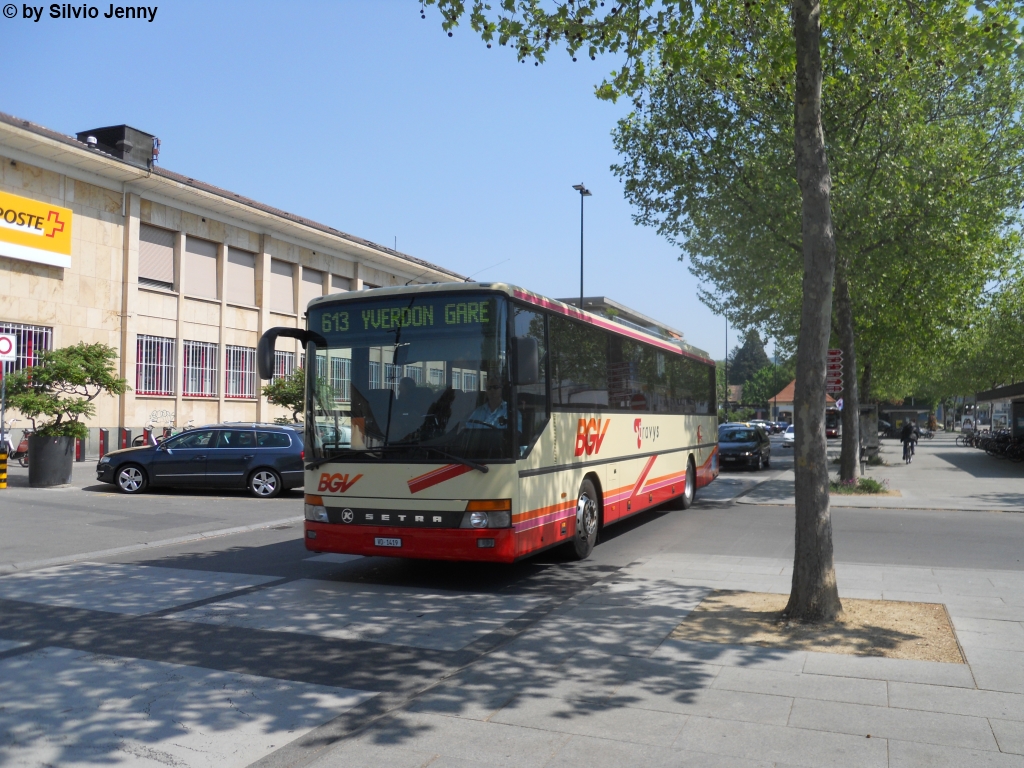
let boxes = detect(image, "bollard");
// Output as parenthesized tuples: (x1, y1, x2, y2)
(162, 427, 172, 441)
(98, 428, 108, 460)
(0, 449, 6, 490)
(75, 437, 85, 462)
(142, 426, 153, 446)
(118, 428, 131, 450)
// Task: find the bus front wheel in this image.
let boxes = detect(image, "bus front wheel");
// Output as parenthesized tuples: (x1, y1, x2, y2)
(569, 478, 600, 560)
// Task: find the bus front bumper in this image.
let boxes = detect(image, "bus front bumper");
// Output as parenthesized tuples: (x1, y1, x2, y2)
(303, 522, 517, 563)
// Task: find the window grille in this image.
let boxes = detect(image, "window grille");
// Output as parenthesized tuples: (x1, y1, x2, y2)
(463, 371, 479, 392)
(330, 357, 351, 402)
(136, 335, 175, 396)
(0, 322, 52, 379)
(404, 365, 424, 384)
(183, 341, 218, 397)
(429, 367, 444, 387)
(369, 361, 381, 389)
(451, 370, 462, 391)
(273, 350, 295, 381)
(384, 363, 401, 393)
(225, 345, 256, 399)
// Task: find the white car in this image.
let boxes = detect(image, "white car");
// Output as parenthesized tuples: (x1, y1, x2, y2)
(782, 424, 795, 447)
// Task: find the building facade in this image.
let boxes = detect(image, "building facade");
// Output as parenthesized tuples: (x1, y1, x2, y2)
(0, 113, 464, 449)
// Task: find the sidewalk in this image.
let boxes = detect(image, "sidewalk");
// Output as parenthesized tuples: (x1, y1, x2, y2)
(738, 432, 1024, 511)
(297, 552, 1024, 768)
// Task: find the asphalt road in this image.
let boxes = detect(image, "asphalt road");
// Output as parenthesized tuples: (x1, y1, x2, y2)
(1, 434, 1022, 766)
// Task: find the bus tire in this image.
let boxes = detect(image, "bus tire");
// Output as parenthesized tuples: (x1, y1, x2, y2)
(681, 458, 696, 509)
(570, 478, 600, 560)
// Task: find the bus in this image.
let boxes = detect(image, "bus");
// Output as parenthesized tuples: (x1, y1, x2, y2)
(825, 407, 842, 439)
(256, 282, 719, 563)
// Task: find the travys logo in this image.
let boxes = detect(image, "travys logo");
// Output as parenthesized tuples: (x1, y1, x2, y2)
(634, 418, 659, 449)
(575, 418, 610, 457)
(317, 472, 363, 493)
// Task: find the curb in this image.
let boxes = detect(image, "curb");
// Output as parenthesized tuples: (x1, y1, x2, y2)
(0, 516, 304, 574)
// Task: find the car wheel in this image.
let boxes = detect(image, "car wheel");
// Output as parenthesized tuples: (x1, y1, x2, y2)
(755, 454, 763, 471)
(765, 453, 771, 469)
(116, 464, 148, 494)
(568, 478, 600, 560)
(249, 468, 282, 498)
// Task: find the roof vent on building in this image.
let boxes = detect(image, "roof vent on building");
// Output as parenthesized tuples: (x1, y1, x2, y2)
(76, 124, 159, 169)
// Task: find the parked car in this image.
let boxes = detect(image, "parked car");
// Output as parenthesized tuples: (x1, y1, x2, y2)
(782, 423, 795, 447)
(96, 423, 304, 497)
(718, 423, 771, 470)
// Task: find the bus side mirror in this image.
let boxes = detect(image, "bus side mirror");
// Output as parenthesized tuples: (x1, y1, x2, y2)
(257, 327, 327, 380)
(512, 336, 539, 386)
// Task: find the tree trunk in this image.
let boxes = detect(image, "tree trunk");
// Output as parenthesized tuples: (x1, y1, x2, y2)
(835, 264, 861, 482)
(783, 0, 843, 623)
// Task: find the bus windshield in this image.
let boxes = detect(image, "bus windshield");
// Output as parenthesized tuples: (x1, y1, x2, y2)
(306, 292, 511, 463)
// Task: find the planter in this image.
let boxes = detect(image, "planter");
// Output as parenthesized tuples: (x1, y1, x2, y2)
(28, 435, 75, 487)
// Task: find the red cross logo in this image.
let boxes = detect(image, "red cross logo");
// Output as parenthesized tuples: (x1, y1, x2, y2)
(45, 210, 65, 238)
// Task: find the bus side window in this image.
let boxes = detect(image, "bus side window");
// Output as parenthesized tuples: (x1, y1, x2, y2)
(513, 305, 549, 457)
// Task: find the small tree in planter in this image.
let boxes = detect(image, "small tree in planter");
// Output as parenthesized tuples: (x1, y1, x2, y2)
(262, 367, 304, 424)
(5, 342, 128, 486)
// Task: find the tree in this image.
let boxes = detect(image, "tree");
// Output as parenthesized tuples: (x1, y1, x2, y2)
(611, 2, 1024, 484)
(728, 330, 771, 385)
(742, 365, 781, 410)
(427, 0, 1020, 622)
(5, 343, 129, 439)
(262, 368, 305, 423)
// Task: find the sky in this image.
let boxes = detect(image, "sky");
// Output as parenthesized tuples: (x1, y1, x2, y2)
(2, 0, 739, 359)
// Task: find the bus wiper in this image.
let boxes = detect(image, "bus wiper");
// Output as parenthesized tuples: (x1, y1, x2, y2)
(422, 446, 489, 474)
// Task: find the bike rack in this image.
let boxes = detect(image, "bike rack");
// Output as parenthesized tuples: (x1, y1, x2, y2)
(118, 428, 131, 450)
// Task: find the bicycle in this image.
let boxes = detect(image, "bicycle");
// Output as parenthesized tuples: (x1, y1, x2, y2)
(902, 439, 915, 464)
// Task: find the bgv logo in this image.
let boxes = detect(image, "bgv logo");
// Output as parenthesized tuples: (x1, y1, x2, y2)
(634, 419, 659, 449)
(575, 418, 610, 457)
(317, 472, 363, 493)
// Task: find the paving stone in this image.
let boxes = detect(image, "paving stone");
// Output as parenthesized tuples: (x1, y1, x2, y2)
(340, 711, 570, 768)
(653, 638, 808, 672)
(0, 639, 29, 653)
(169, 578, 546, 651)
(944, 600, 1024, 623)
(546, 735, 773, 768)
(787, 698, 998, 751)
(673, 715, 888, 768)
(888, 681, 1024, 722)
(801, 650, 976, 687)
(962, 648, 1024, 693)
(0, 562, 278, 615)
(888, 738, 1024, 767)
(304, 739, 436, 768)
(607, 681, 792, 725)
(0, 646, 377, 768)
(953, 617, 1024, 652)
(711, 666, 888, 706)
(490, 694, 689, 746)
(992, 719, 1024, 756)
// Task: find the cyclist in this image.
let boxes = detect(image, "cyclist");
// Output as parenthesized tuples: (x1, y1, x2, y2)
(900, 419, 919, 464)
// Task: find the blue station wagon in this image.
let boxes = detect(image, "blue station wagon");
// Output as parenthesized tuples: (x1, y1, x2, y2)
(96, 423, 304, 497)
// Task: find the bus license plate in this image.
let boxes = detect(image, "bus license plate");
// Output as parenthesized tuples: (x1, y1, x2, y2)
(374, 537, 402, 548)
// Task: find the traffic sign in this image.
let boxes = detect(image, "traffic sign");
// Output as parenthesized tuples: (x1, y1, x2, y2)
(826, 384, 843, 394)
(0, 334, 16, 363)
(827, 348, 843, 359)
(826, 363, 842, 371)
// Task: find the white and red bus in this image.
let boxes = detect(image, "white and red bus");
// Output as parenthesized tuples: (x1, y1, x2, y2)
(257, 282, 719, 562)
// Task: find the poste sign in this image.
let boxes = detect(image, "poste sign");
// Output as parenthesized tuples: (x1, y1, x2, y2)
(0, 189, 73, 269)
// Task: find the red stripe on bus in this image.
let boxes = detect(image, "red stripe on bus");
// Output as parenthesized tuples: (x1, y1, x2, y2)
(407, 463, 473, 494)
(628, 456, 659, 503)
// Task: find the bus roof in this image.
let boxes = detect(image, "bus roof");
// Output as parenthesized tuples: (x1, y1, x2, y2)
(307, 281, 714, 364)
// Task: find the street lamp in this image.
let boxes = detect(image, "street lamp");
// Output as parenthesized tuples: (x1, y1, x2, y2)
(572, 183, 591, 309)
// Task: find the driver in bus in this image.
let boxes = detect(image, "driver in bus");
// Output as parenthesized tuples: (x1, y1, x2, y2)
(468, 381, 511, 429)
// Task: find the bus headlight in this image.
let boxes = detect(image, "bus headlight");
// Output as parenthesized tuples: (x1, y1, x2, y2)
(461, 500, 511, 529)
(304, 494, 328, 522)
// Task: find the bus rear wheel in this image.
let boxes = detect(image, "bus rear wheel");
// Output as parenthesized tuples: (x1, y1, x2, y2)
(569, 478, 600, 560)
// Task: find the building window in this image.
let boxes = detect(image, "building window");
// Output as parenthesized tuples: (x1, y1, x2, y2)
(0, 322, 52, 378)
(226, 247, 256, 306)
(384, 363, 401, 393)
(136, 335, 175, 396)
(225, 346, 256, 399)
(139, 224, 175, 290)
(330, 357, 351, 402)
(183, 340, 218, 398)
(182, 236, 218, 300)
(273, 350, 295, 381)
